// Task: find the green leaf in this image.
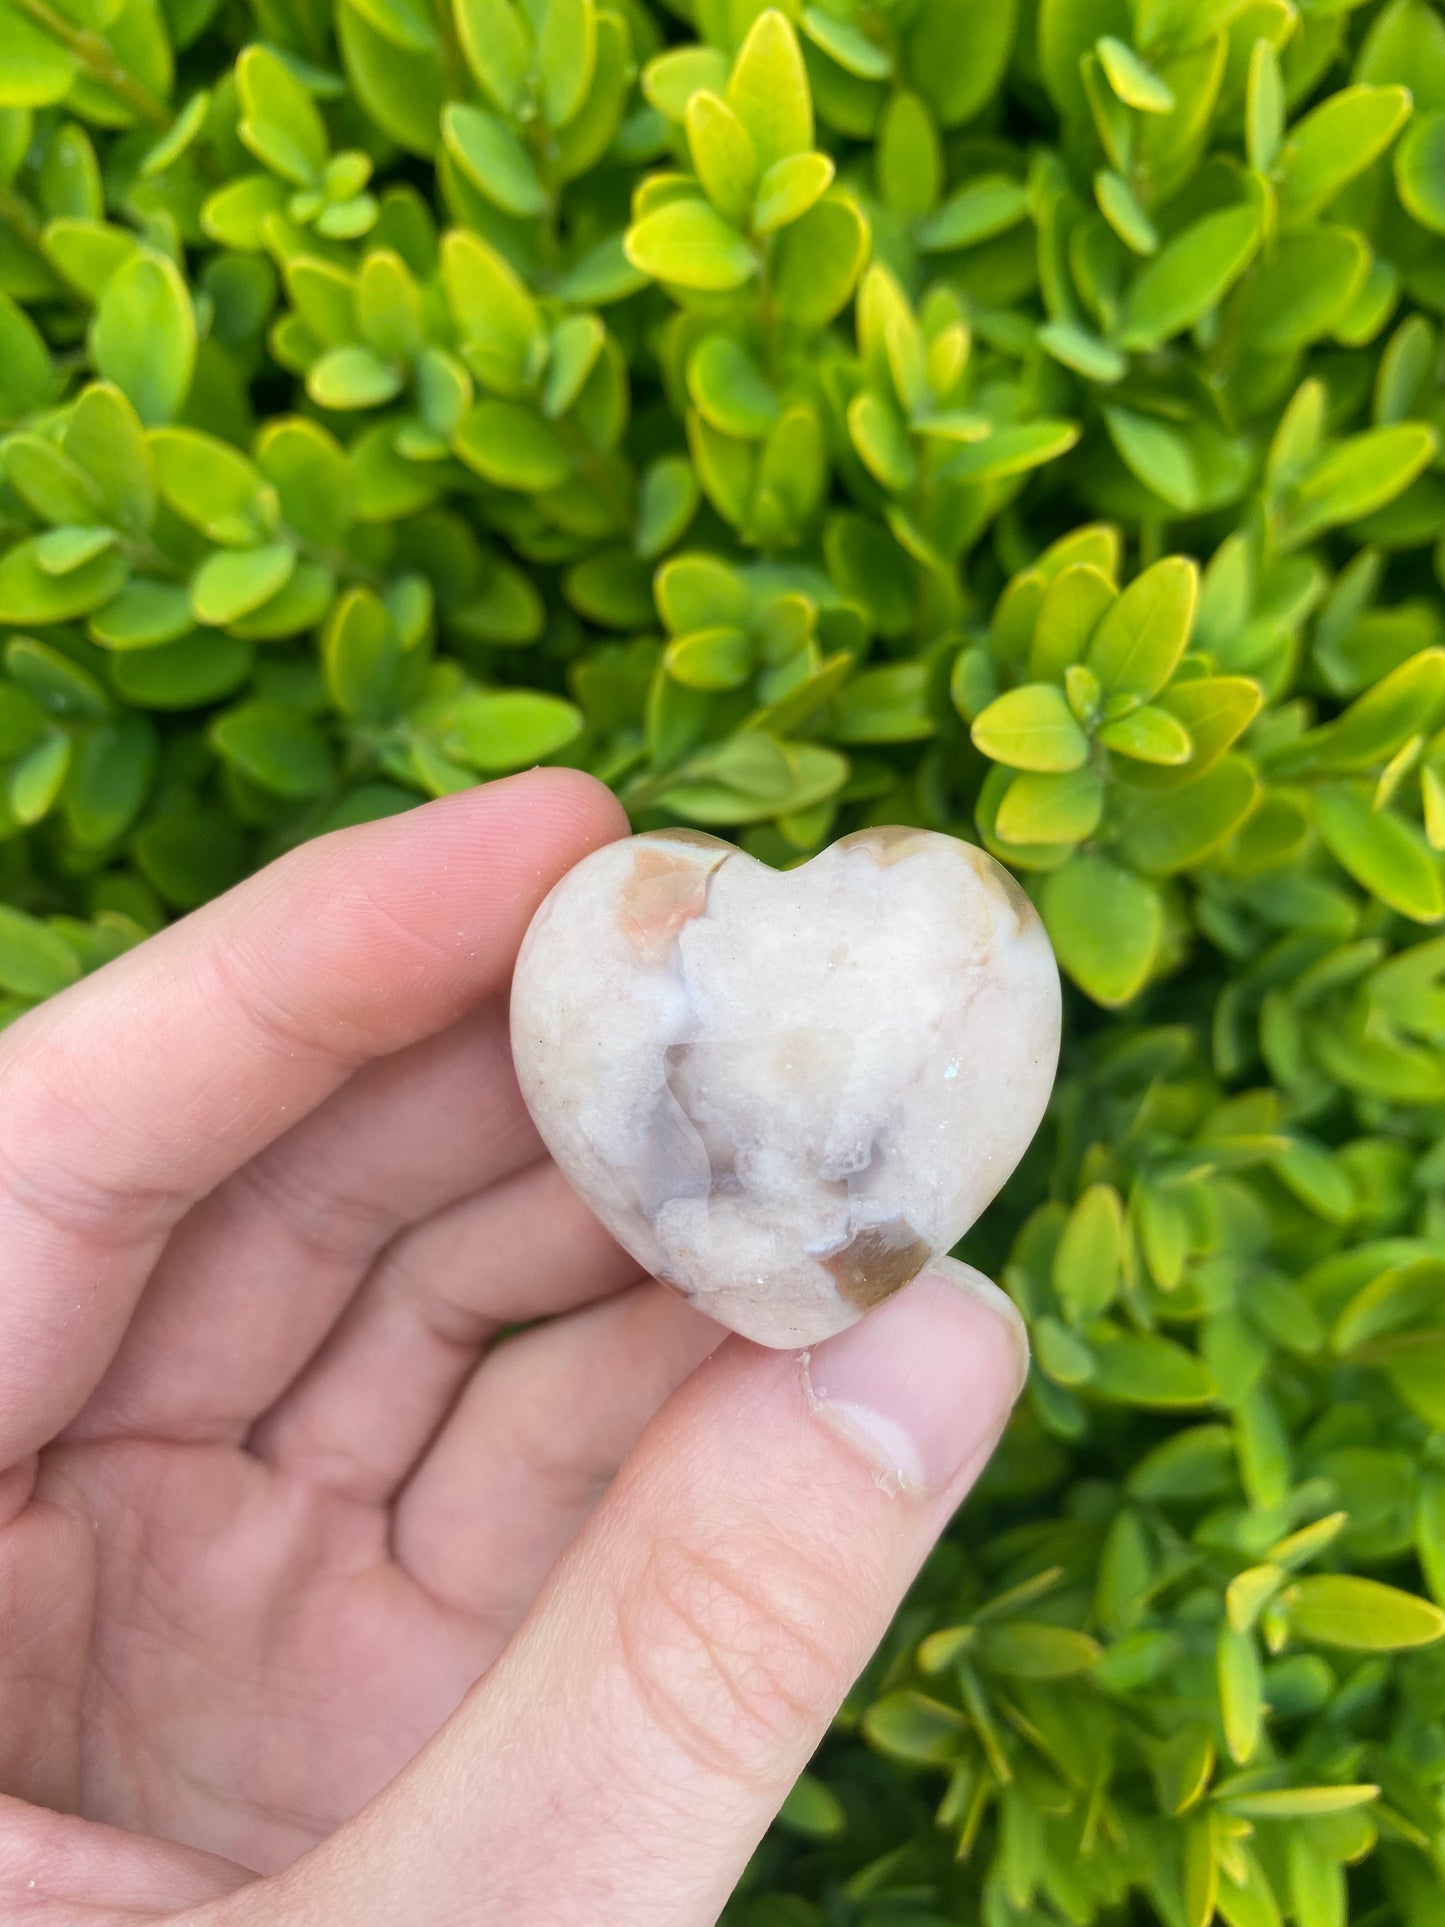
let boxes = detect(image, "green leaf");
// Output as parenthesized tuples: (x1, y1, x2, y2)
(1246, 37, 1283, 173)
(753, 150, 834, 234)
(1316, 783, 1444, 922)
(357, 249, 424, 363)
(6, 637, 107, 718)
(1096, 168, 1157, 255)
(976, 1621, 1101, 1678)
(942, 419, 1080, 484)
(771, 192, 869, 326)
(1283, 1575, 1445, 1651)
(1289, 424, 1439, 543)
(1279, 86, 1412, 223)
(191, 544, 296, 627)
(1119, 204, 1262, 351)
(237, 44, 328, 186)
(1041, 853, 1163, 1005)
(35, 526, 115, 575)
(1236, 228, 1370, 353)
(688, 335, 778, 439)
(906, 0, 1015, 128)
(1029, 564, 1117, 680)
(0, 2, 79, 108)
(776, 1770, 845, 1840)
(8, 730, 71, 825)
(635, 455, 701, 560)
(1097, 34, 1174, 113)
(1098, 704, 1192, 764)
(995, 767, 1103, 844)
(150, 427, 271, 545)
(1395, 105, 1445, 232)
(1088, 556, 1198, 701)
(453, 399, 571, 491)
(442, 229, 544, 395)
(1272, 1138, 1355, 1223)
(134, 811, 247, 909)
(454, 0, 532, 114)
(862, 1691, 971, 1765)
(624, 198, 755, 292)
(1104, 406, 1199, 511)
(1037, 320, 1126, 384)
(972, 683, 1089, 772)
(657, 734, 846, 824)
(663, 625, 751, 690)
(322, 586, 398, 722)
(200, 172, 289, 251)
(90, 253, 196, 428)
(305, 344, 403, 411)
(1311, 649, 1445, 769)
(442, 103, 548, 217)
(1218, 1624, 1264, 1765)
(1038, 0, 1131, 123)
(64, 714, 154, 848)
(1233, 1772, 1379, 1819)
(451, 688, 585, 768)
(727, 8, 813, 173)
(256, 417, 353, 548)
(538, 0, 596, 130)
(0, 535, 127, 623)
(210, 698, 336, 799)
(1089, 1328, 1214, 1405)
(877, 90, 940, 223)
(0, 904, 81, 998)
(643, 44, 729, 120)
(917, 173, 1029, 251)
(0, 289, 53, 417)
(1053, 1183, 1123, 1317)
(685, 91, 758, 226)
(1117, 755, 1259, 874)
(848, 389, 914, 492)
(88, 579, 192, 650)
(833, 661, 931, 743)
(543, 314, 605, 421)
(111, 632, 253, 709)
(656, 553, 751, 633)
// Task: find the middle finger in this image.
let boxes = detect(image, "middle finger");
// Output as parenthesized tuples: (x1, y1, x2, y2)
(68, 996, 537, 1445)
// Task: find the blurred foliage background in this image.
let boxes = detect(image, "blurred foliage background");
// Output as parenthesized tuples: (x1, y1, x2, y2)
(4, 0, 1445, 1919)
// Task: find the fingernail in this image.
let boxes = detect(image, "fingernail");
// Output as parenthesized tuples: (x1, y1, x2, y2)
(802, 1257, 1030, 1495)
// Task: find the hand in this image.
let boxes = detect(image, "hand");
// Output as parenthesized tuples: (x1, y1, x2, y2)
(0, 769, 1028, 1927)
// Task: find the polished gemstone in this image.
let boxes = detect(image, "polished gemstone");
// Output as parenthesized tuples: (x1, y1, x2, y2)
(510, 827, 1061, 1348)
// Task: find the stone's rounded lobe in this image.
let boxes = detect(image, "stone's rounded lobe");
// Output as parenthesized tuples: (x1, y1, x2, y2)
(509, 827, 1062, 1348)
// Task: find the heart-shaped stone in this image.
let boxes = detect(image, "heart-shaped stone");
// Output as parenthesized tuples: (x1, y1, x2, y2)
(510, 827, 1061, 1348)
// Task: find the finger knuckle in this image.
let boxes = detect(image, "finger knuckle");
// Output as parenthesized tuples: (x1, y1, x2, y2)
(617, 1525, 856, 1789)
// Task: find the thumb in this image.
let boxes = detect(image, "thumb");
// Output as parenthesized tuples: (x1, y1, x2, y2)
(217, 1259, 1028, 1927)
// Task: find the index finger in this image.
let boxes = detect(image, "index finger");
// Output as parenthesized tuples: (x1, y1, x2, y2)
(0, 767, 626, 1465)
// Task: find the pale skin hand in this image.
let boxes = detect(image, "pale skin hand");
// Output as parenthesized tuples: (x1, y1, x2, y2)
(0, 769, 1027, 1927)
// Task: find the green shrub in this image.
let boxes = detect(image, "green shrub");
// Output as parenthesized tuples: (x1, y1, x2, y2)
(4, 0, 1445, 1918)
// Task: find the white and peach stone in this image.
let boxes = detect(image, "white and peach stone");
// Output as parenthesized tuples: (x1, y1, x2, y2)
(510, 826, 1062, 1348)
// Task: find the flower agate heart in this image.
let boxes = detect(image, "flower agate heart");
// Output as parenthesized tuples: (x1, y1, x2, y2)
(510, 827, 1061, 1348)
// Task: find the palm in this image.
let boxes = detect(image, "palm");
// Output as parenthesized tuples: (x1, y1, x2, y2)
(39, 1435, 489, 1872)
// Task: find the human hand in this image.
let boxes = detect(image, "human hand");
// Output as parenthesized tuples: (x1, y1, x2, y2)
(0, 769, 1028, 1927)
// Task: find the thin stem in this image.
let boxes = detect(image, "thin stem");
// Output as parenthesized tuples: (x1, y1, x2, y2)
(10, 0, 169, 127)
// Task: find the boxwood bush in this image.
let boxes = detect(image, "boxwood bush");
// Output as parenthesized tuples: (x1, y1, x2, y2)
(4, 0, 1445, 1919)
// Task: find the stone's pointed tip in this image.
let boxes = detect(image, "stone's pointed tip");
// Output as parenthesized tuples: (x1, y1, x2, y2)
(510, 825, 1062, 1348)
